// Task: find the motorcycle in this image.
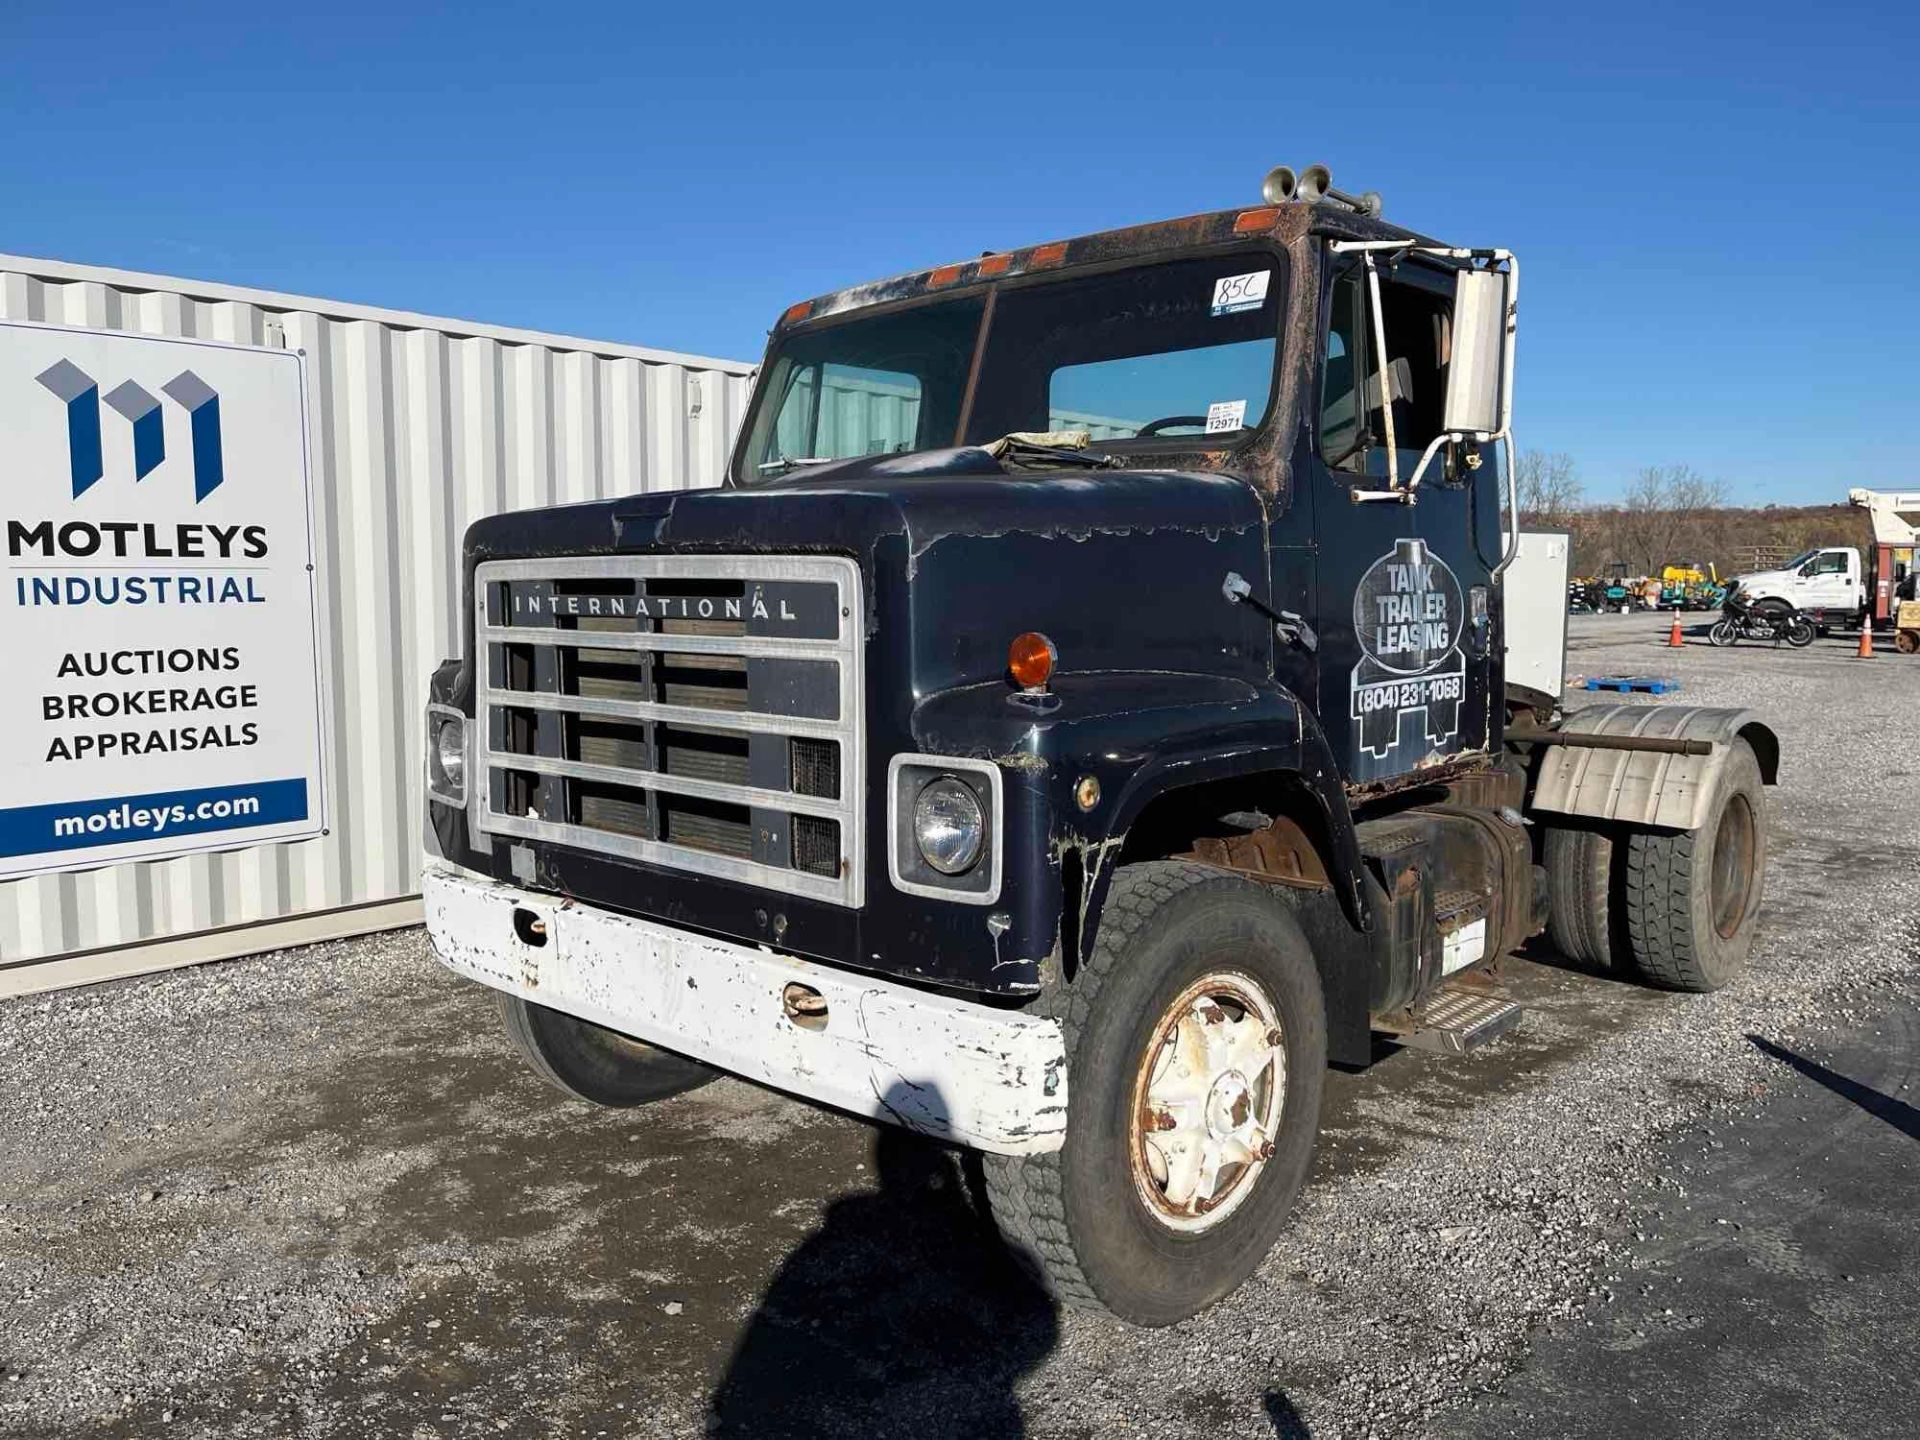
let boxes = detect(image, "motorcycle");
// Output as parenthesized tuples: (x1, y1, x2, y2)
(1709, 589, 1814, 648)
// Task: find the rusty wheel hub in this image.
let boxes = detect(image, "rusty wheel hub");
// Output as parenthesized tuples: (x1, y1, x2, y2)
(1129, 973, 1286, 1234)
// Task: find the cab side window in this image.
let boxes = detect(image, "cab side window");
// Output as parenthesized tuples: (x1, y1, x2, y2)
(1319, 266, 1454, 479)
(1811, 551, 1849, 575)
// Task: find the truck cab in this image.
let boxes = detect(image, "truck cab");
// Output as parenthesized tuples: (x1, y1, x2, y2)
(420, 167, 1779, 1325)
(1727, 546, 1862, 627)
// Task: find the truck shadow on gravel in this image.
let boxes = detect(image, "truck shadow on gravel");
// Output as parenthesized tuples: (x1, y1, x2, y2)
(1748, 1034, 1920, 1142)
(709, 1088, 1057, 1440)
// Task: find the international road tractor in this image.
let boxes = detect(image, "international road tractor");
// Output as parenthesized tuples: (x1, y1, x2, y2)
(422, 166, 1779, 1325)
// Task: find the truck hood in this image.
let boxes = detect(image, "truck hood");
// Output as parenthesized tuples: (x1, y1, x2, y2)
(1728, 568, 1793, 592)
(463, 464, 1276, 698)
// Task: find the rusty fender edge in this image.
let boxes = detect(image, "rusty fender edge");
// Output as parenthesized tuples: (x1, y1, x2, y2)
(422, 862, 1068, 1155)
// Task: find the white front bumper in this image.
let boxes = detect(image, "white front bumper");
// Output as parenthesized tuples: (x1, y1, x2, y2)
(422, 863, 1068, 1154)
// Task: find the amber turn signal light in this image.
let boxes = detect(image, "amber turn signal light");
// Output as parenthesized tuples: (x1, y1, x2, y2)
(1008, 631, 1057, 691)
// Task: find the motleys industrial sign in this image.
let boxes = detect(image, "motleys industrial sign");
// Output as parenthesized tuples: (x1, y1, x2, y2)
(0, 320, 326, 878)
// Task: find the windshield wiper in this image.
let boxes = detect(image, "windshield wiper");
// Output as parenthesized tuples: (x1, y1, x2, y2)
(755, 455, 838, 478)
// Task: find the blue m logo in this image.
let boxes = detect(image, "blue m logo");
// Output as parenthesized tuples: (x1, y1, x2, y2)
(35, 360, 225, 502)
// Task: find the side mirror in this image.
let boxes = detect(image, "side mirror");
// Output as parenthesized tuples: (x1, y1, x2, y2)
(1443, 268, 1511, 437)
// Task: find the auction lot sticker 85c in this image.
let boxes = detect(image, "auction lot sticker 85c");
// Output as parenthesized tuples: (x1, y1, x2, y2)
(0, 320, 327, 879)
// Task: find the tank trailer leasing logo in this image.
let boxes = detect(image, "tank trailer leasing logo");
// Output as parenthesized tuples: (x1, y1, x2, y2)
(1350, 538, 1465, 761)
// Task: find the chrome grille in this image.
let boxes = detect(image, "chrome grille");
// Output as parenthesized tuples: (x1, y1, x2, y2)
(473, 555, 864, 906)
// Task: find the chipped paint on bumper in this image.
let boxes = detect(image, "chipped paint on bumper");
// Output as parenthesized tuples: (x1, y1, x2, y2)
(423, 862, 1068, 1155)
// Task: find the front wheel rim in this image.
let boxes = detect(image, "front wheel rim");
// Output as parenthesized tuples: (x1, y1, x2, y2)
(1128, 972, 1286, 1234)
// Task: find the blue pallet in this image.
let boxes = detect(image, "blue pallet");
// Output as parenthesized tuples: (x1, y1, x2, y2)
(1581, 675, 1682, 694)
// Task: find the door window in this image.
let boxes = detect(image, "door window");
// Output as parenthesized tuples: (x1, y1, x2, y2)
(1320, 265, 1454, 481)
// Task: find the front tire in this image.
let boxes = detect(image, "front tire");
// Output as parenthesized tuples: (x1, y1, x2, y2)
(1784, 615, 1815, 647)
(1622, 739, 1768, 991)
(982, 861, 1326, 1326)
(1708, 618, 1738, 647)
(499, 994, 718, 1106)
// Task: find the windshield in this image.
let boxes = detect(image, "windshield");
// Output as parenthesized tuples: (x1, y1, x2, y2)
(735, 251, 1286, 484)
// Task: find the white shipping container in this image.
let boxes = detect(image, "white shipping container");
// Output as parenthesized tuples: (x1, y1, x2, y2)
(0, 252, 756, 996)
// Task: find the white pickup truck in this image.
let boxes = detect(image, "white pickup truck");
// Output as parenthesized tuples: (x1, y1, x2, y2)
(1727, 546, 1864, 630)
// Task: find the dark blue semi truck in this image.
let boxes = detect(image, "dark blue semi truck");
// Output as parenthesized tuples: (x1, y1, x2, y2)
(421, 167, 1779, 1325)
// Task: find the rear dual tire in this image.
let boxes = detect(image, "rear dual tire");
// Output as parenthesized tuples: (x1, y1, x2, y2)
(1543, 738, 1767, 992)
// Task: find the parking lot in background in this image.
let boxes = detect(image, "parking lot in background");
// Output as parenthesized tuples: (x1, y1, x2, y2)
(2, 611, 1914, 1439)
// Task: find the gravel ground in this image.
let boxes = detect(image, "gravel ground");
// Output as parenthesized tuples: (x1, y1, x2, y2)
(1, 613, 1915, 1438)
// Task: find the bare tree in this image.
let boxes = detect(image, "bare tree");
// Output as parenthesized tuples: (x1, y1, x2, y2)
(1663, 464, 1730, 514)
(1616, 465, 1671, 573)
(1517, 450, 1584, 521)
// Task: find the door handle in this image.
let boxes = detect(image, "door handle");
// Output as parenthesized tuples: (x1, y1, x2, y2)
(1223, 571, 1319, 653)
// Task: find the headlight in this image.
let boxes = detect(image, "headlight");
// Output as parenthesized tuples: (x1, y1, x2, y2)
(913, 777, 984, 875)
(428, 710, 467, 801)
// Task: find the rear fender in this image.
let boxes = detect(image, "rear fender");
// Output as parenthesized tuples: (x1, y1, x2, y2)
(1526, 704, 1780, 831)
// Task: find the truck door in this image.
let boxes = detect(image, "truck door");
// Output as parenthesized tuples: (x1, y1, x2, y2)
(1802, 548, 1857, 616)
(1296, 256, 1501, 786)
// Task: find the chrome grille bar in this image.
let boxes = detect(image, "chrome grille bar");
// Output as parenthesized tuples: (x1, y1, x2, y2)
(481, 813, 852, 905)
(480, 623, 842, 662)
(472, 553, 864, 907)
(486, 750, 845, 820)
(482, 687, 844, 742)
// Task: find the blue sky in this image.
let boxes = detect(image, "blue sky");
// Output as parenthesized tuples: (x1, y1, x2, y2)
(4, 0, 1914, 504)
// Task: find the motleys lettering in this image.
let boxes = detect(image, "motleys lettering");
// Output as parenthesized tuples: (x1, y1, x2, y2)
(7, 520, 267, 560)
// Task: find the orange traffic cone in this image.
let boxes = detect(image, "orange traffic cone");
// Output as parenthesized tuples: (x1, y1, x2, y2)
(1668, 612, 1684, 648)
(1858, 622, 1874, 658)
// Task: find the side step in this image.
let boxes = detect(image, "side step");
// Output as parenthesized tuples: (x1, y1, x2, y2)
(1374, 980, 1524, 1056)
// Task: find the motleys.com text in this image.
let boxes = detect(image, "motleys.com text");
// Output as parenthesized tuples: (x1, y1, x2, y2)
(53, 792, 261, 839)
(0, 778, 310, 862)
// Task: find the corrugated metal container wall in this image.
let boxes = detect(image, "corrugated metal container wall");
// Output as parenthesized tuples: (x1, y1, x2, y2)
(0, 254, 756, 987)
